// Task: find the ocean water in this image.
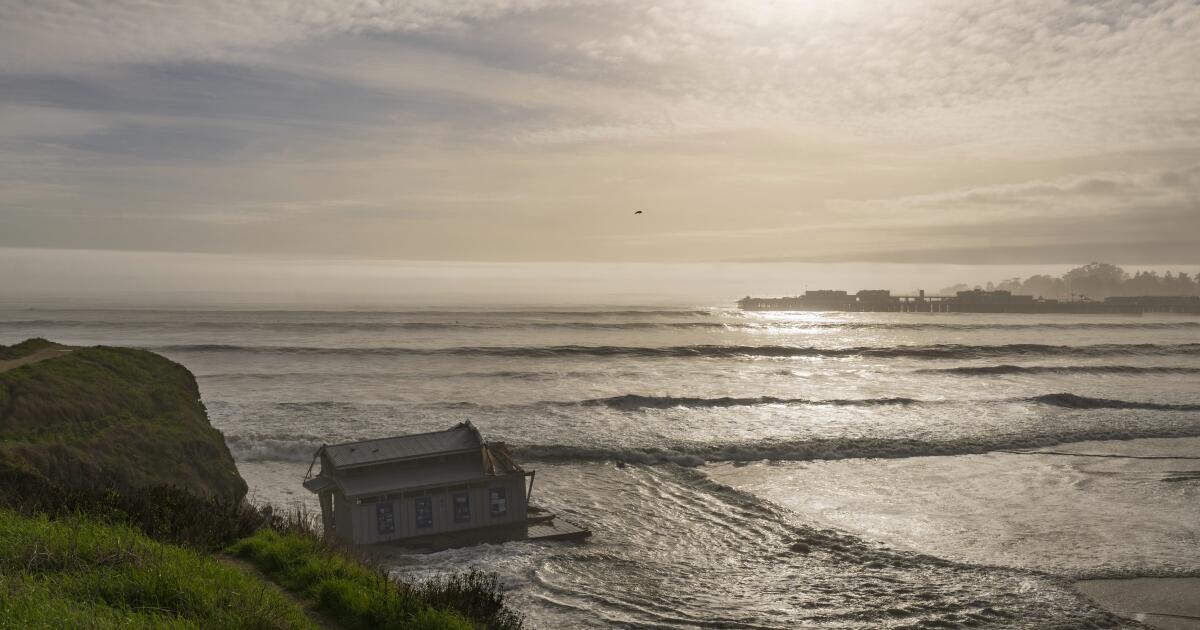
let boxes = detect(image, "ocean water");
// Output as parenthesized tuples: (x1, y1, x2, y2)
(4, 307, 1200, 628)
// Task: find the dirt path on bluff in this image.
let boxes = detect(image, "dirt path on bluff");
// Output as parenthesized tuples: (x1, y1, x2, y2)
(0, 345, 77, 374)
(217, 554, 343, 630)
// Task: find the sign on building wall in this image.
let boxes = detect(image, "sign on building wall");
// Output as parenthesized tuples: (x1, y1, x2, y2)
(490, 487, 507, 517)
(415, 497, 433, 529)
(453, 492, 471, 523)
(376, 502, 395, 535)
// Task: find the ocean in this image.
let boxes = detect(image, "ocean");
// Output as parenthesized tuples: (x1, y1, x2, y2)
(3, 306, 1199, 628)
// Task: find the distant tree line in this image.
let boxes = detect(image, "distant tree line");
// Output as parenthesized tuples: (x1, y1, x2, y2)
(939, 262, 1200, 300)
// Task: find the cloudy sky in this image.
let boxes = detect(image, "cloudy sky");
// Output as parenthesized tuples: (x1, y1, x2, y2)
(1, 0, 1199, 269)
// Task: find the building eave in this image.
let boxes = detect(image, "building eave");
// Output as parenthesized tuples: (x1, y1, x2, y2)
(333, 446, 482, 471)
(343, 470, 532, 500)
(302, 474, 337, 494)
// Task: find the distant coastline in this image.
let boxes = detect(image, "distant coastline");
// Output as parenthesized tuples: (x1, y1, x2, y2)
(738, 289, 1200, 314)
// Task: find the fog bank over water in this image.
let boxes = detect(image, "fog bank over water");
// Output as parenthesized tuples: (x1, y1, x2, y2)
(0, 247, 1106, 308)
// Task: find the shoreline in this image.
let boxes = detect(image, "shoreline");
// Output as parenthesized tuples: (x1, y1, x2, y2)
(705, 435, 1200, 629)
(1076, 578, 1200, 630)
(1065, 437, 1200, 630)
(238, 434, 1200, 628)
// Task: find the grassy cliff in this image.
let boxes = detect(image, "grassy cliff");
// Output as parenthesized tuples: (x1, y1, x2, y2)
(0, 339, 524, 629)
(0, 339, 247, 503)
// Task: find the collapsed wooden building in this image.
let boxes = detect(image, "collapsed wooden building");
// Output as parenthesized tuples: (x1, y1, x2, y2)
(303, 421, 587, 547)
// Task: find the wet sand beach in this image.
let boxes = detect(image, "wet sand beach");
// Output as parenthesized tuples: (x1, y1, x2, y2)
(1078, 578, 1200, 630)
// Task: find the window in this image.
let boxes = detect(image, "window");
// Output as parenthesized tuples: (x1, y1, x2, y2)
(489, 488, 507, 517)
(375, 502, 395, 535)
(414, 497, 433, 529)
(452, 492, 471, 523)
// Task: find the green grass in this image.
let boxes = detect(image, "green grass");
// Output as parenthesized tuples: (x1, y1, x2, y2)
(0, 466, 268, 552)
(0, 510, 316, 629)
(0, 472, 527, 629)
(0, 341, 247, 503)
(230, 530, 522, 630)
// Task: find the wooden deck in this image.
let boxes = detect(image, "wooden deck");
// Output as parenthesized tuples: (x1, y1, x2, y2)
(525, 517, 590, 543)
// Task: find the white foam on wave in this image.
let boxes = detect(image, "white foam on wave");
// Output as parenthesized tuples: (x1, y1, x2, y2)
(515, 423, 1200, 467)
(224, 434, 325, 462)
(224, 413, 1200, 465)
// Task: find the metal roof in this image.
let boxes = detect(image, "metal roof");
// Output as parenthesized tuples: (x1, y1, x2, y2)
(320, 422, 482, 469)
(335, 459, 490, 497)
(305, 437, 528, 497)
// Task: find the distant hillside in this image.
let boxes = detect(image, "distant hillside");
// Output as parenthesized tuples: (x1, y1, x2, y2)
(941, 262, 1200, 300)
(0, 338, 246, 503)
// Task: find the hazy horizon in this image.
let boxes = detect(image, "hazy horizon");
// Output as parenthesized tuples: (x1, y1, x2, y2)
(1, 246, 1196, 308)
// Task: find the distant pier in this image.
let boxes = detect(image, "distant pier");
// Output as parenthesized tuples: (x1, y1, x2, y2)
(738, 289, 1200, 315)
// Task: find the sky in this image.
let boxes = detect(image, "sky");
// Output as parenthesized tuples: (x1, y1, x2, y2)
(1, 247, 1100, 306)
(1, 1, 1199, 303)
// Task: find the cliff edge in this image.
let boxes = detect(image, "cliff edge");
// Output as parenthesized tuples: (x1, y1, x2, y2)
(0, 338, 247, 504)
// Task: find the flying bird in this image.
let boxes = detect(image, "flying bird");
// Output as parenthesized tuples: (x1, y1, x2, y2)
(634, 210, 643, 215)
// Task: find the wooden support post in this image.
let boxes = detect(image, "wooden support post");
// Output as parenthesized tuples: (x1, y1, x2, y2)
(318, 491, 334, 539)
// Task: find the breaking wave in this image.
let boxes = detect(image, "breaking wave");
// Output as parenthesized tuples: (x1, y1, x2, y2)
(922, 365, 1200, 376)
(6, 319, 738, 331)
(228, 423, 1200, 464)
(564, 392, 1200, 411)
(224, 433, 326, 462)
(574, 394, 923, 410)
(853, 321, 1200, 330)
(515, 425, 1200, 467)
(156, 342, 1200, 359)
(218, 393, 1200, 414)
(1031, 393, 1200, 411)
(746, 321, 1200, 331)
(225, 392, 1200, 462)
(198, 369, 615, 382)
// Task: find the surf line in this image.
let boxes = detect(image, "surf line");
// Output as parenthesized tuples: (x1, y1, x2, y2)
(998, 449, 1200, 460)
(1109, 610, 1200, 622)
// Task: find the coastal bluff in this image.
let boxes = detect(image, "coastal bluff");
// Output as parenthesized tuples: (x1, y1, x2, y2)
(0, 338, 246, 503)
(0, 338, 524, 628)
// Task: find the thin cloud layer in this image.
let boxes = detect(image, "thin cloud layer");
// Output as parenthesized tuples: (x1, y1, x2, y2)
(795, 164, 1200, 263)
(0, 0, 1197, 263)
